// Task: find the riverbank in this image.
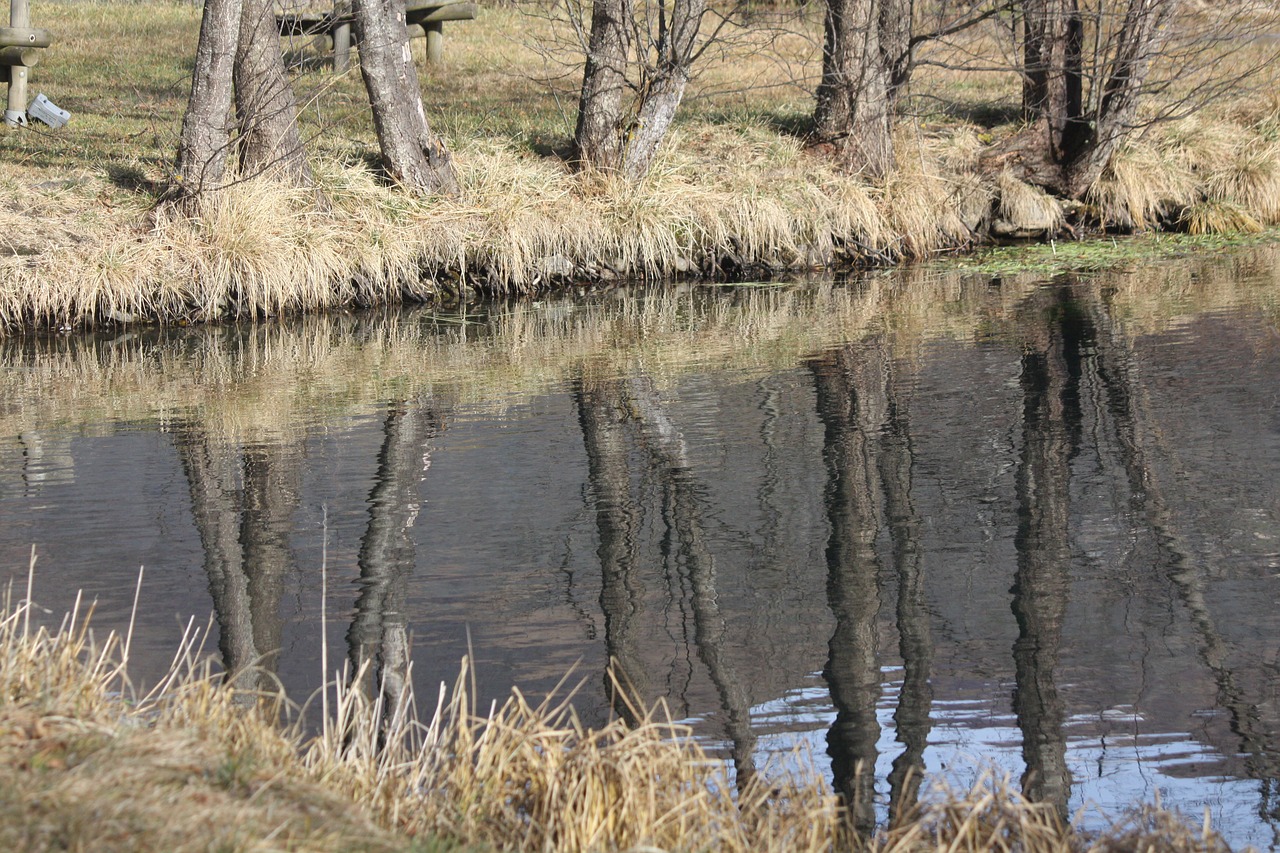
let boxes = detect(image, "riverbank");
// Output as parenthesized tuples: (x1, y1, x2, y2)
(0, 573, 1236, 852)
(1, 2, 1278, 330)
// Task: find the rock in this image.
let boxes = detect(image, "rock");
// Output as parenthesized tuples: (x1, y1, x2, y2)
(537, 255, 574, 279)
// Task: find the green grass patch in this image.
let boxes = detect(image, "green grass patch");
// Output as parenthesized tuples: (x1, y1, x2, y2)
(938, 229, 1280, 276)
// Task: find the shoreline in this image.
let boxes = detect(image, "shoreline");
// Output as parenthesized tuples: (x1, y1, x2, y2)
(2, 3, 1278, 332)
(0, 581, 1240, 852)
(4, 146, 1277, 334)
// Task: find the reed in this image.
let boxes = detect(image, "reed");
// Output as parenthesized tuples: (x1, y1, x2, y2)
(0, 569, 1238, 852)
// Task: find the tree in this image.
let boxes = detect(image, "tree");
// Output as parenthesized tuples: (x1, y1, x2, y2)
(235, 0, 313, 185)
(812, 0, 1022, 180)
(1016, 0, 1178, 198)
(171, 0, 242, 208)
(351, 0, 459, 195)
(572, 0, 709, 179)
(812, 0, 905, 180)
(172, 0, 314, 209)
(573, 0, 629, 171)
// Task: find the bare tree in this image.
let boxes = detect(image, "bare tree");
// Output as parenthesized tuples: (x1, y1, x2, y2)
(813, 0, 903, 179)
(571, 0, 710, 179)
(171, 0, 242, 208)
(172, 0, 314, 209)
(1015, 0, 1179, 197)
(352, 0, 459, 195)
(573, 0, 630, 170)
(235, 0, 314, 186)
(813, 0, 1019, 179)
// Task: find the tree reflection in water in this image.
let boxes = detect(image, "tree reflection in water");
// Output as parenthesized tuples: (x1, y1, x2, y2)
(133, 270, 1280, 846)
(1009, 286, 1084, 820)
(175, 428, 300, 698)
(347, 399, 442, 740)
(576, 374, 759, 790)
(810, 337, 935, 834)
(1086, 285, 1280, 842)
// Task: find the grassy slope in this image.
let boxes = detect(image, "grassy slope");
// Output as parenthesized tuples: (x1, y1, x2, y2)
(0, 1, 1277, 329)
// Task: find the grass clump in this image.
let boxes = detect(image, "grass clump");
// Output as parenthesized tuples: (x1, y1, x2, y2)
(0, 561, 1245, 853)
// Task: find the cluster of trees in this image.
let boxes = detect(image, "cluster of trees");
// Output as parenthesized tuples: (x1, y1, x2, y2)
(567, 0, 1184, 193)
(170, 0, 1201, 210)
(171, 0, 457, 210)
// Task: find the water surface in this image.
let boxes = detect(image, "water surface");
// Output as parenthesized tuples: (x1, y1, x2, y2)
(3, 250, 1279, 848)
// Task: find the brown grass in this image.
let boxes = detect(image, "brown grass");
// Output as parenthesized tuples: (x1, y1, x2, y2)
(0, 2, 1277, 330)
(0, 560, 1244, 853)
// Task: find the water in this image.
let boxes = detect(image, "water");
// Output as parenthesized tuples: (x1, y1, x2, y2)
(3, 249, 1280, 848)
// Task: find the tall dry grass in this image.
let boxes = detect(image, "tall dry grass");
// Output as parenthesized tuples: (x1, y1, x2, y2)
(0, 136, 978, 329)
(0, 562, 1241, 853)
(1, 3, 1278, 330)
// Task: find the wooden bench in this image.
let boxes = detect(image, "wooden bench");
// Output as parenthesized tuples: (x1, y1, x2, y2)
(276, 0, 477, 73)
(2, 0, 53, 126)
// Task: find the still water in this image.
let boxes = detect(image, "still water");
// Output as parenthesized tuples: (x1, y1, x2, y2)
(3, 247, 1279, 848)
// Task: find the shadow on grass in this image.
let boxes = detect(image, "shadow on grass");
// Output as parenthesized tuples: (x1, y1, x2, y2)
(107, 164, 166, 195)
(904, 95, 1022, 128)
(524, 133, 574, 161)
(697, 107, 816, 140)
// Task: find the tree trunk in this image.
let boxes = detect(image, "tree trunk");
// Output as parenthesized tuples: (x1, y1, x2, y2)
(879, 0, 912, 99)
(1061, 0, 1173, 197)
(1016, 0, 1172, 199)
(172, 0, 243, 208)
(1021, 0, 1083, 154)
(352, 0, 459, 195)
(574, 0, 705, 178)
(573, 0, 629, 171)
(234, 0, 313, 186)
(617, 0, 705, 179)
(813, 0, 895, 180)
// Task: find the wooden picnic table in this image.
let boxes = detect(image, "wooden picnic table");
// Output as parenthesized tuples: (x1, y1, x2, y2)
(276, 0, 477, 72)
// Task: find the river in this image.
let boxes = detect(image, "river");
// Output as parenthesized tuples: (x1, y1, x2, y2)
(3, 245, 1279, 848)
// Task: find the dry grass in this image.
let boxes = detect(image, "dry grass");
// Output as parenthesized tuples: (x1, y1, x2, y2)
(996, 170, 1066, 234)
(0, 2, 1277, 330)
(0, 564, 1241, 853)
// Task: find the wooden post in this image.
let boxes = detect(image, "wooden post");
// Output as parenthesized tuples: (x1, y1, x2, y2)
(425, 21, 443, 63)
(5, 0, 30, 124)
(333, 21, 350, 72)
(5, 63, 26, 123)
(0, 46, 39, 66)
(332, 0, 351, 72)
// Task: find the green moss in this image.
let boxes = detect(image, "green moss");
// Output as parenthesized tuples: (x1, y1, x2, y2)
(935, 230, 1280, 277)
